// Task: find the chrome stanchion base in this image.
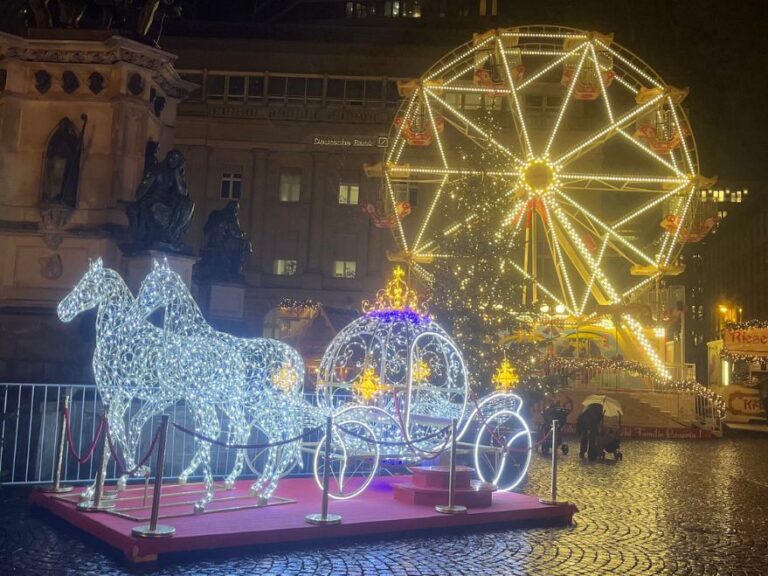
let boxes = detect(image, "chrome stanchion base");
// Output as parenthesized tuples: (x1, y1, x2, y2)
(538, 498, 566, 505)
(38, 485, 73, 494)
(77, 500, 116, 512)
(305, 513, 342, 525)
(435, 504, 467, 515)
(131, 524, 176, 538)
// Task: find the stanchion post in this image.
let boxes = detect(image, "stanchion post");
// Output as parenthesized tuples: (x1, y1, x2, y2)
(77, 408, 116, 512)
(306, 416, 342, 525)
(133, 415, 175, 537)
(539, 419, 565, 505)
(40, 388, 73, 493)
(436, 419, 467, 514)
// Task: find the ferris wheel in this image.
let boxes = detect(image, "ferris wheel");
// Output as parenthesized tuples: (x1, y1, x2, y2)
(380, 26, 716, 353)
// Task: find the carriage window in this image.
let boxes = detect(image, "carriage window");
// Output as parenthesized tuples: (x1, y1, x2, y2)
(273, 259, 297, 276)
(333, 260, 357, 279)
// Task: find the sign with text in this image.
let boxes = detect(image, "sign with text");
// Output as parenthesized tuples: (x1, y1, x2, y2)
(313, 136, 388, 148)
(723, 327, 768, 356)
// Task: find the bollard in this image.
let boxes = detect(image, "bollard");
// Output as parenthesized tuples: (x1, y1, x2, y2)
(436, 419, 467, 514)
(539, 419, 565, 505)
(132, 415, 175, 537)
(40, 389, 73, 493)
(77, 411, 116, 512)
(306, 416, 342, 525)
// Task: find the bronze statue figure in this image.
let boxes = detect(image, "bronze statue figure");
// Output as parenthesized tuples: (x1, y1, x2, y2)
(196, 201, 252, 281)
(125, 147, 194, 251)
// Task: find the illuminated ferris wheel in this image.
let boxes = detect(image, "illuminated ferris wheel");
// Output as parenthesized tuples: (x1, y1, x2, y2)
(381, 26, 716, 333)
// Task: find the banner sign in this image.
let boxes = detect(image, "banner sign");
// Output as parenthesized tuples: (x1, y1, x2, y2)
(313, 136, 388, 148)
(723, 327, 768, 356)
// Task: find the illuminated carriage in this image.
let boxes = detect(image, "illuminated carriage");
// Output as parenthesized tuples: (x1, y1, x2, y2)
(312, 268, 532, 499)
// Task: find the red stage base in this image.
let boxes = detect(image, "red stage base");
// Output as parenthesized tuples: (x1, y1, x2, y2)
(30, 476, 577, 563)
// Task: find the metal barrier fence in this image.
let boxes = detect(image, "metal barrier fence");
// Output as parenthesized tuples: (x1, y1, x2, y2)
(0, 383, 324, 486)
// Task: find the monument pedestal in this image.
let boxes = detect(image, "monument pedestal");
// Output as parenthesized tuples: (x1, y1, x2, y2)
(121, 250, 198, 294)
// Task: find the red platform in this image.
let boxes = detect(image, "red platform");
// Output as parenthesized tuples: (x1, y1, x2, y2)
(30, 477, 577, 563)
(393, 466, 494, 508)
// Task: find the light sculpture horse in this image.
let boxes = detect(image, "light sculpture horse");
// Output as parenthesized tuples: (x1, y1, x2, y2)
(134, 260, 305, 501)
(58, 259, 247, 512)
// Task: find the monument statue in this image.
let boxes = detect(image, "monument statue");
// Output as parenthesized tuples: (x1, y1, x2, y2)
(196, 201, 252, 281)
(125, 147, 194, 251)
(42, 114, 87, 209)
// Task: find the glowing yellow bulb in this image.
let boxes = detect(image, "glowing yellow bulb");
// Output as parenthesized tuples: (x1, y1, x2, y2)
(272, 363, 299, 393)
(354, 366, 383, 402)
(411, 359, 432, 382)
(492, 359, 519, 390)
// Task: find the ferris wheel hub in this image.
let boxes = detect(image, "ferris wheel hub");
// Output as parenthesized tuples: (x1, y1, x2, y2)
(519, 158, 559, 196)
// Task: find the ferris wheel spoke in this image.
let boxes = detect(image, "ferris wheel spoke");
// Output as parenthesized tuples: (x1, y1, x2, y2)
(516, 43, 587, 91)
(387, 165, 515, 178)
(508, 261, 575, 316)
(666, 97, 696, 175)
(617, 130, 688, 177)
(422, 91, 450, 168)
(622, 273, 661, 300)
(384, 172, 409, 251)
(554, 189, 657, 267)
(594, 39, 664, 90)
(545, 45, 590, 156)
(661, 187, 696, 267)
(541, 201, 579, 311)
(425, 35, 495, 82)
(579, 235, 611, 315)
(495, 36, 532, 156)
(589, 43, 616, 124)
(558, 173, 689, 193)
(414, 175, 449, 252)
(387, 91, 422, 165)
(548, 199, 620, 304)
(622, 313, 670, 379)
(426, 89, 524, 165)
(555, 91, 664, 166)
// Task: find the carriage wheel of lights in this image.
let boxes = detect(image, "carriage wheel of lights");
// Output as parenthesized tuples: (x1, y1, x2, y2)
(382, 26, 717, 379)
(313, 267, 532, 499)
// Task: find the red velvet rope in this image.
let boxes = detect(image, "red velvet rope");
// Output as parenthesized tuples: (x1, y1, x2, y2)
(106, 420, 164, 476)
(170, 422, 312, 450)
(63, 408, 104, 465)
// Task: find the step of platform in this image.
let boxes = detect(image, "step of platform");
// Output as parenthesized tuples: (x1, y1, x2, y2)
(411, 465, 473, 490)
(393, 479, 494, 508)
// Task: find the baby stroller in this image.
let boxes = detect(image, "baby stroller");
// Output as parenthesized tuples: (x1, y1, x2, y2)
(539, 403, 570, 456)
(595, 425, 622, 461)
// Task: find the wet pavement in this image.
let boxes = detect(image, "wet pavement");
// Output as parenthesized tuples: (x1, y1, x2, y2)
(2, 438, 768, 575)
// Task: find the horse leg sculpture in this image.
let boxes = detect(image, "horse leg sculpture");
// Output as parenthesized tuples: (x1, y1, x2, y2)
(190, 401, 219, 513)
(223, 404, 249, 490)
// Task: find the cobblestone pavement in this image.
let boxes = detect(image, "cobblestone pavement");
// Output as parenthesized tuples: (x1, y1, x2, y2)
(2, 438, 768, 575)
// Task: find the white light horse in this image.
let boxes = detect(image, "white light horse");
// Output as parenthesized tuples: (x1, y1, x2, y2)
(58, 259, 247, 511)
(135, 260, 305, 500)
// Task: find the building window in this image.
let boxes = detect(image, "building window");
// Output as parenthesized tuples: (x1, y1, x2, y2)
(394, 182, 419, 207)
(347, 2, 374, 18)
(338, 183, 360, 205)
(279, 170, 301, 202)
(333, 260, 357, 279)
(273, 259, 297, 276)
(220, 172, 242, 199)
(385, 1, 421, 17)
